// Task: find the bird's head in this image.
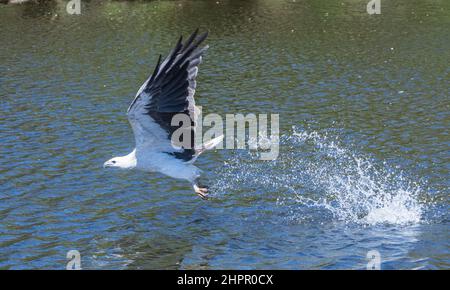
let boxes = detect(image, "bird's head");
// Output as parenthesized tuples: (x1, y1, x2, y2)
(104, 150, 137, 170)
(103, 156, 128, 169)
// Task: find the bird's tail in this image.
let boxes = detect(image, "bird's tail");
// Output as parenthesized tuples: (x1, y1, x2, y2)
(188, 135, 224, 164)
(202, 135, 224, 151)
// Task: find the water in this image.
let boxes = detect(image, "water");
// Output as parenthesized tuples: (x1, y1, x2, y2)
(0, 0, 448, 269)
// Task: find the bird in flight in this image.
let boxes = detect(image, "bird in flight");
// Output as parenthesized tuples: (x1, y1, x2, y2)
(104, 30, 223, 200)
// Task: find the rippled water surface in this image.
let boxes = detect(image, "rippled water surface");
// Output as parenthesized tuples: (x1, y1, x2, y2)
(0, 0, 449, 269)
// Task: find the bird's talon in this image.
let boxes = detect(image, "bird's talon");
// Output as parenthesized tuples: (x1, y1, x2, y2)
(193, 184, 209, 200)
(196, 191, 209, 200)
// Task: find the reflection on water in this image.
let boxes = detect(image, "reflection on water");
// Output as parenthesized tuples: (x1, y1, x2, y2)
(0, 0, 448, 269)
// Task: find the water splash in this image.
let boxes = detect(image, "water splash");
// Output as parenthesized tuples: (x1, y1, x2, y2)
(212, 126, 425, 225)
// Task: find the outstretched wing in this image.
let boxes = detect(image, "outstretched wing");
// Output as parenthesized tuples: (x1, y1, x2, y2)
(127, 29, 208, 160)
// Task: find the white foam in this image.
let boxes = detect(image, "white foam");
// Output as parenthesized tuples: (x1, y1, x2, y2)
(213, 127, 426, 225)
(364, 191, 422, 224)
(290, 127, 425, 225)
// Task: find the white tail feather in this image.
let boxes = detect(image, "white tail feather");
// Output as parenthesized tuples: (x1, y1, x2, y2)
(187, 135, 224, 164)
(202, 135, 224, 150)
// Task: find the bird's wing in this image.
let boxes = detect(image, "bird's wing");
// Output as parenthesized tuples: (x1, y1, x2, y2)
(127, 29, 208, 159)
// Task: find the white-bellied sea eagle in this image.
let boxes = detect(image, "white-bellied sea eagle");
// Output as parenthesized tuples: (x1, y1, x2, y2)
(103, 30, 223, 200)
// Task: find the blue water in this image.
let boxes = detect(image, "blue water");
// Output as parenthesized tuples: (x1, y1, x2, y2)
(0, 0, 448, 269)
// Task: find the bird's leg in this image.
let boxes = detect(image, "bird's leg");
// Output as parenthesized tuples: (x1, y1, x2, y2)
(192, 182, 209, 200)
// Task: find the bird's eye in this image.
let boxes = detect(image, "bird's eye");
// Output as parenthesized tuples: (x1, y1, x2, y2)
(112, 160, 116, 164)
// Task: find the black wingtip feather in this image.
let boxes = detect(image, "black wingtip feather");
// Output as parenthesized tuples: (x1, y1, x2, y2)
(149, 54, 162, 83)
(133, 30, 209, 115)
(196, 31, 208, 45)
(182, 29, 199, 52)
